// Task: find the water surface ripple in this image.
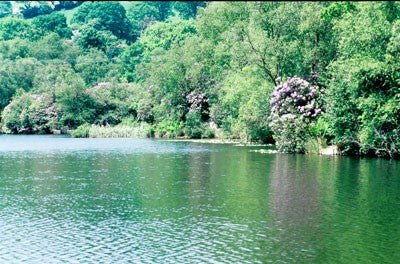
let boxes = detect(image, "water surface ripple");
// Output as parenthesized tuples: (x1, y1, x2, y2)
(0, 135, 399, 263)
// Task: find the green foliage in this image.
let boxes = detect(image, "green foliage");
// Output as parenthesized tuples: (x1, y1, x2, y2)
(171, 2, 207, 19)
(155, 119, 184, 138)
(74, 19, 124, 57)
(127, 1, 206, 34)
(213, 66, 273, 142)
(139, 17, 197, 53)
(324, 58, 365, 154)
(184, 111, 213, 138)
(117, 42, 144, 82)
(387, 20, 400, 59)
(0, 58, 41, 110)
(20, 1, 52, 19)
(139, 45, 190, 123)
(325, 56, 400, 157)
(357, 94, 400, 158)
(85, 123, 151, 138)
(0, 17, 37, 41)
(309, 116, 334, 140)
(127, 2, 161, 35)
(234, 94, 272, 142)
(55, 74, 96, 128)
(0, 38, 31, 60)
(87, 82, 137, 125)
(72, 1, 135, 41)
(321, 2, 356, 21)
(380, 1, 400, 23)
(1, 92, 58, 134)
(333, 3, 391, 60)
(71, 123, 90, 138)
(0, 1, 12, 18)
(32, 12, 72, 38)
(29, 33, 65, 60)
(74, 49, 111, 86)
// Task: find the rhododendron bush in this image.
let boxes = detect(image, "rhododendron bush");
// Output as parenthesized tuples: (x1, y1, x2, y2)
(269, 77, 322, 153)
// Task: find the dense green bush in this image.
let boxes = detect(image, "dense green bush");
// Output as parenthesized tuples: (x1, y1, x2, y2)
(55, 74, 97, 128)
(87, 82, 137, 125)
(1, 92, 58, 134)
(71, 123, 90, 138)
(184, 111, 214, 138)
(154, 119, 184, 138)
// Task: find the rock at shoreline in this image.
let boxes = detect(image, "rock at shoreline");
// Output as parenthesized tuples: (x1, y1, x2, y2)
(319, 145, 341, 155)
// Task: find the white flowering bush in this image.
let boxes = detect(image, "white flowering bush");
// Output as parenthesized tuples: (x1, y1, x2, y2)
(269, 77, 322, 153)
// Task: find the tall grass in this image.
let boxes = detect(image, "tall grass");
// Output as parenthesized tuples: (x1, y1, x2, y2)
(72, 123, 152, 138)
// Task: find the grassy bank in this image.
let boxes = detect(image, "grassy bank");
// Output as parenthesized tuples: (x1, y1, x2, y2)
(72, 123, 152, 138)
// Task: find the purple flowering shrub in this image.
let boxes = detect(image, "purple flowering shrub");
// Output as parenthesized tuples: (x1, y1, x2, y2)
(269, 76, 322, 153)
(186, 89, 209, 114)
(184, 89, 214, 138)
(1, 93, 59, 134)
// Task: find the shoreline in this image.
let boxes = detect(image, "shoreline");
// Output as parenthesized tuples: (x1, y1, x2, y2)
(1, 133, 397, 159)
(0, 132, 272, 146)
(156, 138, 273, 146)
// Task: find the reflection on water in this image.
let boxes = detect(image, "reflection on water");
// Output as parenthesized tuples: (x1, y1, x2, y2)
(270, 154, 321, 224)
(0, 136, 400, 263)
(269, 154, 322, 262)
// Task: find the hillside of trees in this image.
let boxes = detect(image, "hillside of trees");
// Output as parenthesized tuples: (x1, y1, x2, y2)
(0, 1, 399, 158)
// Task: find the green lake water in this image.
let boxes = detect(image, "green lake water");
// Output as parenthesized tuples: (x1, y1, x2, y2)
(0, 135, 400, 263)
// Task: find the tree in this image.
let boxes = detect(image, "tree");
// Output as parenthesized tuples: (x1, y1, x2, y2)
(0, 17, 37, 41)
(32, 12, 72, 38)
(87, 82, 138, 126)
(74, 18, 123, 57)
(127, 2, 161, 36)
(32, 62, 76, 102)
(0, 38, 31, 60)
(72, 1, 135, 41)
(127, 1, 206, 36)
(0, 58, 42, 111)
(139, 16, 197, 54)
(55, 73, 96, 128)
(326, 58, 400, 158)
(213, 66, 273, 142)
(20, 1, 53, 19)
(333, 2, 391, 61)
(0, 1, 12, 18)
(171, 2, 207, 19)
(323, 2, 400, 157)
(117, 42, 145, 82)
(30, 33, 65, 60)
(74, 48, 112, 86)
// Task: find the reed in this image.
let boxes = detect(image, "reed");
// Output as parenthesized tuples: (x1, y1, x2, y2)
(72, 123, 151, 138)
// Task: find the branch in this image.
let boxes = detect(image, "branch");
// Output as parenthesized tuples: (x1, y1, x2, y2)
(244, 28, 277, 85)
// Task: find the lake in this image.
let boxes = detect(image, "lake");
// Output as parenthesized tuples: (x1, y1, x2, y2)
(0, 135, 399, 263)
